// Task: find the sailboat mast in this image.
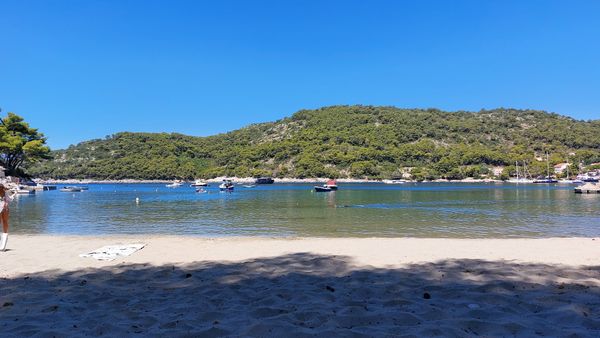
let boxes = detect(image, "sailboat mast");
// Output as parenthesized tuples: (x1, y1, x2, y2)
(546, 152, 550, 179)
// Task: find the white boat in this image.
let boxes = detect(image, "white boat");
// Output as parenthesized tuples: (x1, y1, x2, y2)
(533, 177, 558, 184)
(60, 186, 83, 192)
(577, 173, 599, 183)
(14, 187, 35, 194)
(532, 153, 558, 184)
(190, 179, 208, 187)
(507, 178, 534, 184)
(166, 181, 183, 188)
(219, 180, 234, 192)
(558, 179, 575, 184)
(382, 179, 407, 184)
(507, 161, 534, 183)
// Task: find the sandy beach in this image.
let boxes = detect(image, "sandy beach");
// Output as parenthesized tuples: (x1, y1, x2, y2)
(2, 236, 600, 336)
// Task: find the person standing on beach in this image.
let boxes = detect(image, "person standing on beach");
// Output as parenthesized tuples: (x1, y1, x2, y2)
(0, 184, 14, 251)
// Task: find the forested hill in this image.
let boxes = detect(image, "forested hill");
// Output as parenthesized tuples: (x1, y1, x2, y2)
(26, 106, 600, 180)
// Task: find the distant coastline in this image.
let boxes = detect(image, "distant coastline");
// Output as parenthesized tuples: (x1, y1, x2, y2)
(37, 177, 502, 184)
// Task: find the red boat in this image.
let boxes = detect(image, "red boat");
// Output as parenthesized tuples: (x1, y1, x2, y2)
(314, 179, 338, 192)
(324, 179, 338, 190)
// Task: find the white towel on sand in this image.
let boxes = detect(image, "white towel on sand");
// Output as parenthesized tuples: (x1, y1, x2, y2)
(79, 244, 146, 261)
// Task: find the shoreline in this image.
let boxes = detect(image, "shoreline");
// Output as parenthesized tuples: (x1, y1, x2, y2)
(3, 235, 599, 277)
(37, 177, 503, 184)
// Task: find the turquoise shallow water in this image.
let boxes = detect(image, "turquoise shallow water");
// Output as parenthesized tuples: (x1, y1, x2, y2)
(9, 183, 600, 237)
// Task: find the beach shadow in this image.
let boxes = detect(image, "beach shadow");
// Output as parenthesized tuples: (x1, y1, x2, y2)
(1, 254, 600, 336)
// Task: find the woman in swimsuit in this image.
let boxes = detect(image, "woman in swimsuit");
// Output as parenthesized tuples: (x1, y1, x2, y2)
(0, 184, 14, 251)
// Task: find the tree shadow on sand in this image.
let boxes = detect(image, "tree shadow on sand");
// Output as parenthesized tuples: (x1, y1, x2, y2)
(1, 253, 600, 337)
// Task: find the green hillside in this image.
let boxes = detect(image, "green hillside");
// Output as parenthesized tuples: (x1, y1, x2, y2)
(26, 106, 600, 180)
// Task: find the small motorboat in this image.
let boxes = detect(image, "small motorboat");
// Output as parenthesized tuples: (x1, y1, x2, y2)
(314, 185, 333, 192)
(243, 184, 257, 188)
(60, 186, 83, 192)
(166, 181, 183, 188)
(324, 179, 338, 190)
(219, 179, 234, 192)
(533, 176, 558, 184)
(13, 186, 35, 194)
(382, 179, 407, 184)
(190, 179, 209, 187)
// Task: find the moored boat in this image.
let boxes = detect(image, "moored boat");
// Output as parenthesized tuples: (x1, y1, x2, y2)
(219, 179, 234, 192)
(507, 178, 534, 184)
(533, 153, 558, 183)
(60, 186, 83, 192)
(508, 161, 534, 183)
(190, 179, 209, 187)
(533, 177, 558, 184)
(255, 177, 274, 184)
(382, 179, 407, 184)
(13, 186, 35, 194)
(166, 180, 183, 188)
(324, 179, 338, 190)
(314, 186, 333, 192)
(577, 173, 599, 183)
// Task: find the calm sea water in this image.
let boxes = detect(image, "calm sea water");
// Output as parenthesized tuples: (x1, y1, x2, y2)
(9, 183, 600, 238)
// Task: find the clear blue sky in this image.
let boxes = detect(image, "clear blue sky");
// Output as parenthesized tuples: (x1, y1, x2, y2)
(1, 0, 599, 149)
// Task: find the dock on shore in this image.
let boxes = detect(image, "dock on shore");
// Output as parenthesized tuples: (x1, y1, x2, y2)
(574, 182, 600, 194)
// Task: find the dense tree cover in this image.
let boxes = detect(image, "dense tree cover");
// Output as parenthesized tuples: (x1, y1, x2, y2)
(26, 106, 600, 180)
(0, 113, 51, 176)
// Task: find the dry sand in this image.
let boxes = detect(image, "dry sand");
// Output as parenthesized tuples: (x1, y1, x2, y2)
(1, 236, 600, 336)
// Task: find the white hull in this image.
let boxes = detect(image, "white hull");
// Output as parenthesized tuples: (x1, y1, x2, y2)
(382, 180, 407, 184)
(507, 179, 534, 184)
(60, 188, 82, 192)
(15, 189, 35, 194)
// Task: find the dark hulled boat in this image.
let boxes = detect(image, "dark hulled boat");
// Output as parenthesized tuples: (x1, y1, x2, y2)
(219, 180, 235, 191)
(314, 179, 338, 192)
(255, 177, 275, 184)
(314, 186, 333, 192)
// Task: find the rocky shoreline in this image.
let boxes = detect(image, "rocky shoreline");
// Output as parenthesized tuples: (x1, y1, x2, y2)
(36, 177, 503, 184)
